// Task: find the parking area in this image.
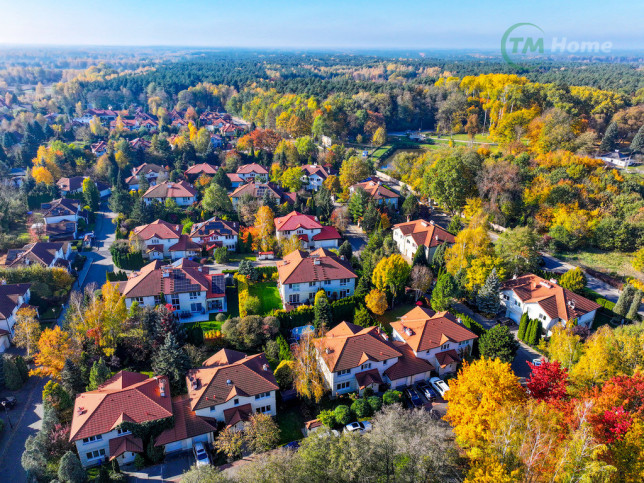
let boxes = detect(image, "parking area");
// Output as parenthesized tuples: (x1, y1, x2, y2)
(400, 379, 449, 417)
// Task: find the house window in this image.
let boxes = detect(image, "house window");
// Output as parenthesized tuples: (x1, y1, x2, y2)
(117, 428, 130, 435)
(289, 283, 300, 291)
(324, 280, 331, 286)
(234, 398, 239, 405)
(256, 405, 271, 414)
(309, 293, 315, 300)
(458, 340, 468, 347)
(539, 313, 547, 321)
(289, 294, 300, 304)
(170, 294, 180, 309)
(336, 381, 350, 391)
(134, 297, 144, 303)
(86, 449, 106, 461)
(513, 300, 520, 307)
(441, 343, 450, 350)
(189, 291, 199, 300)
(340, 278, 348, 286)
(190, 303, 202, 313)
(340, 289, 349, 298)
(501, 294, 509, 301)
(255, 392, 270, 399)
(154, 295, 162, 305)
(361, 363, 371, 370)
(337, 369, 351, 376)
(309, 282, 316, 287)
(82, 435, 103, 444)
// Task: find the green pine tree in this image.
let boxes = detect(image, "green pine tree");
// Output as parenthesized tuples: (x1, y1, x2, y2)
(314, 291, 333, 329)
(630, 125, 644, 154)
(354, 305, 373, 327)
(15, 355, 28, 382)
(531, 320, 542, 346)
(87, 358, 111, 391)
(626, 289, 643, 321)
(61, 359, 84, 396)
(431, 273, 457, 311)
(614, 284, 636, 316)
(517, 312, 529, 341)
(151, 333, 192, 393)
(431, 243, 448, 271)
(525, 319, 537, 346)
(3, 357, 23, 390)
(412, 245, 426, 267)
(338, 240, 353, 261)
(600, 121, 619, 152)
(476, 268, 501, 315)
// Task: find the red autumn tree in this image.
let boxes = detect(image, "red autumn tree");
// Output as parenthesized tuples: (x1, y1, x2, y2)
(526, 360, 569, 401)
(593, 406, 633, 444)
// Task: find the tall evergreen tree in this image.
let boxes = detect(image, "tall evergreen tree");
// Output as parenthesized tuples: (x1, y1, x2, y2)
(313, 291, 333, 329)
(431, 243, 448, 271)
(476, 268, 501, 315)
(361, 202, 380, 232)
(155, 307, 187, 347)
(412, 245, 427, 267)
(614, 284, 636, 317)
(3, 356, 23, 390)
(152, 333, 192, 393)
(517, 312, 529, 341)
(338, 240, 353, 261)
(315, 186, 334, 221)
(630, 125, 644, 154)
(87, 358, 111, 391)
(600, 121, 619, 152)
(15, 355, 28, 382)
(626, 289, 643, 321)
(60, 359, 84, 396)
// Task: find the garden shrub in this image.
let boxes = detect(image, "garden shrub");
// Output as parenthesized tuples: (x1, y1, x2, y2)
(333, 405, 353, 426)
(351, 398, 372, 418)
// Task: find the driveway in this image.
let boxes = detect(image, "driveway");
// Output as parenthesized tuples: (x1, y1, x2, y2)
(0, 374, 48, 483)
(82, 208, 117, 289)
(125, 452, 194, 482)
(344, 223, 367, 253)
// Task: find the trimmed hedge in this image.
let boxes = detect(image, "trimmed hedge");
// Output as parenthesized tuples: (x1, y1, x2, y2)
(235, 273, 250, 317)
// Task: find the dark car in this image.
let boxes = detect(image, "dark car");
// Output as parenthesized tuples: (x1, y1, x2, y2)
(416, 382, 437, 402)
(0, 396, 17, 409)
(405, 387, 423, 407)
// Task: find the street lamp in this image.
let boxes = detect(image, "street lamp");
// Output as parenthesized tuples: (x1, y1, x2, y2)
(2, 401, 13, 430)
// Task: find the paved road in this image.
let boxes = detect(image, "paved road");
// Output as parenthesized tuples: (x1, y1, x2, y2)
(0, 374, 47, 483)
(344, 223, 367, 254)
(82, 208, 117, 289)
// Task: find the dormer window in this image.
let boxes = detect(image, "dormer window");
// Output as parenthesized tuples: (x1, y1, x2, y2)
(361, 363, 371, 370)
(441, 343, 450, 350)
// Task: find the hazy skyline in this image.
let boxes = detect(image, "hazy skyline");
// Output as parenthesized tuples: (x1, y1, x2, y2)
(1, 0, 642, 50)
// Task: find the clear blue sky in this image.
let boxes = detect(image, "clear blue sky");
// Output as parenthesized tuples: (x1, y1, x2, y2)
(1, 0, 642, 50)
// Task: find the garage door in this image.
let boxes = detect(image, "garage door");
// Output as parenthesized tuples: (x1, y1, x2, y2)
(164, 441, 184, 454)
(192, 434, 210, 444)
(413, 373, 426, 383)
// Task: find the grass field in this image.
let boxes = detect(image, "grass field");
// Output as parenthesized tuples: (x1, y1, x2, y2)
(248, 281, 283, 314)
(228, 253, 256, 262)
(554, 249, 638, 279)
(276, 408, 306, 445)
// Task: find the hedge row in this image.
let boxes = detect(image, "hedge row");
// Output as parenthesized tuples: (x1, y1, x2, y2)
(235, 273, 250, 317)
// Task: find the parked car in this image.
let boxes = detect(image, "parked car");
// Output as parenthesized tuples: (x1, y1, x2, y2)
(532, 358, 544, 367)
(344, 421, 372, 434)
(429, 377, 450, 398)
(416, 382, 437, 402)
(0, 396, 16, 409)
(193, 442, 211, 467)
(405, 387, 423, 407)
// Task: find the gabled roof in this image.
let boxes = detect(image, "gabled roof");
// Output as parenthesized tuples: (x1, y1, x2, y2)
(189, 217, 239, 239)
(312, 225, 342, 241)
(0, 283, 31, 320)
(274, 211, 322, 232)
(40, 198, 80, 218)
(500, 274, 601, 322)
(155, 395, 217, 446)
(132, 219, 181, 241)
(185, 163, 218, 176)
(223, 404, 253, 429)
(237, 163, 268, 175)
(118, 258, 225, 299)
(352, 179, 399, 200)
(393, 219, 455, 249)
(390, 307, 478, 353)
(227, 173, 244, 183)
(143, 181, 197, 200)
(314, 322, 401, 372)
(69, 372, 173, 442)
(132, 163, 167, 176)
(230, 182, 289, 202)
(168, 235, 201, 252)
(301, 164, 332, 179)
(186, 350, 278, 411)
(384, 341, 435, 380)
(276, 248, 357, 285)
(4, 242, 66, 268)
(109, 435, 143, 460)
(56, 176, 86, 192)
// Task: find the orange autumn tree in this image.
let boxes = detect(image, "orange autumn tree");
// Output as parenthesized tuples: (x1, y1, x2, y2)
(31, 326, 73, 379)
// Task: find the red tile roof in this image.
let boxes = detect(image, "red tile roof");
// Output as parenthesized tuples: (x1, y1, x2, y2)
(70, 372, 173, 442)
(56, 176, 86, 192)
(301, 164, 332, 180)
(155, 396, 217, 446)
(132, 219, 181, 241)
(393, 219, 455, 249)
(352, 179, 399, 200)
(189, 217, 239, 239)
(276, 248, 357, 285)
(237, 163, 268, 175)
(168, 235, 201, 252)
(500, 274, 601, 321)
(0, 283, 31, 320)
(435, 349, 461, 368)
(223, 403, 253, 428)
(314, 322, 401, 372)
(186, 349, 278, 411)
(384, 341, 435, 380)
(109, 435, 143, 460)
(355, 368, 383, 389)
(312, 225, 342, 241)
(185, 163, 218, 176)
(227, 173, 244, 183)
(391, 307, 478, 353)
(143, 181, 197, 200)
(132, 163, 167, 177)
(274, 211, 322, 232)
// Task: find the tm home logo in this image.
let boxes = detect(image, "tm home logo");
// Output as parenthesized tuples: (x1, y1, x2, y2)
(501, 23, 612, 64)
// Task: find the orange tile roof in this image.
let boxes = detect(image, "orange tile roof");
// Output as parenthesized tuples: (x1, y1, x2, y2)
(314, 322, 401, 372)
(500, 274, 600, 321)
(355, 368, 383, 389)
(109, 435, 143, 460)
(133, 219, 182, 241)
(390, 307, 477, 353)
(237, 163, 268, 175)
(274, 211, 322, 232)
(155, 395, 217, 446)
(352, 179, 399, 200)
(70, 372, 173, 442)
(276, 248, 357, 285)
(393, 219, 455, 249)
(383, 341, 435, 380)
(143, 180, 197, 200)
(186, 349, 278, 411)
(185, 163, 218, 176)
(223, 403, 253, 428)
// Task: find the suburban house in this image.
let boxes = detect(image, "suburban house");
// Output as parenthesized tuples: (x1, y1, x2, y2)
(166, 236, 201, 260)
(154, 396, 217, 454)
(74, 109, 118, 125)
(117, 258, 227, 319)
(274, 211, 342, 250)
(132, 219, 181, 259)
(91, 141, 107, 156)
(393, 219, 455, 262)
(184, 163, 218, 180)
(276, 248, 357, 307)
(313, 321, 434, 396)
(186, 348, 279, 430)
(189, 217, 239, 251)
(301, 164, 333, 191)
(125, 163, 168, 190)
(597, 150, 633, 168)
(69, 372, 174, 467)
(500, 274, 601, 333)
(0, 283, 32, 351)
(226, 173, 244, 189)
(350, 178, 400, 209)
(236, 163, 269, 183)
(56, 176, 86, 196)
(390, 307, 477, 376)
(142, 181, 197, 206)
(129, 138, 152, 151)
(40, 198, 82, 224)
(230, 182, 295, 209)
(3, 241, 72, 270)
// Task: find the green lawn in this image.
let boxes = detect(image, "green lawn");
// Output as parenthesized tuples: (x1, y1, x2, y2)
(225, 285, 240, 318)
(228, 253, 256, 262)
(276, 408, 306, 445)
(376, 302, 418, 327)
(248, 282, 283, 314)
(554, 249, 638, 279)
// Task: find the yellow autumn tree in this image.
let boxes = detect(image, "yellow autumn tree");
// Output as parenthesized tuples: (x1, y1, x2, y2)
(372, 254, 411, 308)
(32, 326, 73, 379)
(365, 289, 388, 315)
(12, 307, 41, 356)
(31, 165, 54, 185)
(293, 334, 326, 403)
(445, 358, 526, 451)
(254, 205, 275, 253)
